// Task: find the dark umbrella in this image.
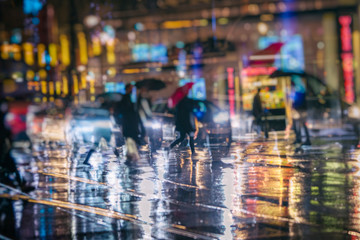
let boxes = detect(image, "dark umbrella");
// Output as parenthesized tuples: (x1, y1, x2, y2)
(269, 70, 329, 96)
(135, 78, 166, 91)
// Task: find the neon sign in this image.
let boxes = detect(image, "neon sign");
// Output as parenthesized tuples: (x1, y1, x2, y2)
(339, 15, 355, 103)
(227, 67, 235, 117)
(241, 66, 277, 77)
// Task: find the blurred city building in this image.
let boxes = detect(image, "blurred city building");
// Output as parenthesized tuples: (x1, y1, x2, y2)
(0, 0, 359, 127)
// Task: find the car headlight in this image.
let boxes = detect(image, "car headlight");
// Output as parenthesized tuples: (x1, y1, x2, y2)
(76, 126, 94, 132)
(152, 121, 162, 129)
(145, 120, 162, 129)
(214, 112, 229, 124)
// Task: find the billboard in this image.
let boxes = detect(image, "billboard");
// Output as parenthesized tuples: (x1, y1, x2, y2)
(258, 35, 305, 72)
(105, 82, 125, 94)
(179, 78, 206, 100)
(132, 44, 168, 63)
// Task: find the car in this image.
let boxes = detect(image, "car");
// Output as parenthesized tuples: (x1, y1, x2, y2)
(193, 100, 232, 146)
(143, 101, 176, 149)
(65, 104, 124, 147)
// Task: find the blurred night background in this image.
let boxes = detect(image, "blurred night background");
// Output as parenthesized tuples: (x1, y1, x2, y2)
(2, 0, 360, 239)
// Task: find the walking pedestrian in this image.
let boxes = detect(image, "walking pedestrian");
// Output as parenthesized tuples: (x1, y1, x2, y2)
(136, 87, 152, 145)
(0, 99, 33, 192)
(252, 88, 268, 138)
(169, 97, 198, 154)
(290, 82, 311, 146)
(119, 84, 142, 145)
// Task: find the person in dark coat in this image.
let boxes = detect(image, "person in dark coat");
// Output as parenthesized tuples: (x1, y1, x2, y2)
(291, 82, 311, 146)
(84, 85, 141, 165)
(252, 88, 267, 137)
(0, 99, 33, 192)
(119, 84, 142, 145)
(169, 97, 197, 154)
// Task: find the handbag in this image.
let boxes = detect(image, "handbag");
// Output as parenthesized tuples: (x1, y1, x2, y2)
(291, 109, 300, 120)
(125, 137, 139, 159)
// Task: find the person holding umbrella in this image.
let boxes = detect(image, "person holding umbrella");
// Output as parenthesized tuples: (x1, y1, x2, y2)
(135, 78, 166, 144)
(168, 83, 198, 154)
(290, 79, 311, 146)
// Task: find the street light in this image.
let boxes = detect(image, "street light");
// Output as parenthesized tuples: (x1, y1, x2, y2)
(84, 15, 101, 28)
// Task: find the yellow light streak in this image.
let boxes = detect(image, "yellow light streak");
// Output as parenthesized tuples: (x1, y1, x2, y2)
(92, 36, 102, 56)
(26, 70, 35, 81)
(81, 72, 87, 89)
(62, 76, 68, 95)
(49, 81, 54, 95)
(37, 43, 46, 67)
(23, 42, 34, 65)
(56, 81, 61, 95)
(1, 43, 10, 59)
(106, 39, 115, 64)
(12, 44, 21, 61)
(49, 43, 58, 66)
(73, 74, 79, 94)
(60, 34, 70, 66)
(41, 80, 47, 94)
(77, 32, 88, 65)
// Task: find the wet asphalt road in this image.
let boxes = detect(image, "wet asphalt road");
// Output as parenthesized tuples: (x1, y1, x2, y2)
(2, 132, 360, 239)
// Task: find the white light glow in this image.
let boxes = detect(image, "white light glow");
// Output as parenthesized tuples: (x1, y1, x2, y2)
(214, 112, 229, 124)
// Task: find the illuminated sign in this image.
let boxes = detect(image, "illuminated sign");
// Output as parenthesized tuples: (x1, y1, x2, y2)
(92, 36, 102, 56)
(12, 44, 21, 61)
(73, 74, 79, 94)
(41, 80, 47, 94)
(23, 0, 43, 15)
(23, 43, 34, 65)
(132, 44, 168, 63)
(1, 43, 10, 59)
(241, 66, 277, 76)
(37, 43, 46, 67)
(77, 32, 88, 65)
(49, 81, 54, 96)
(106, 39, 116, 64)
(105, 82, 125, 94)
(176, 49, 187, 77)
(339, 15, 355, 103)
(258, 35, 304, 72)
(49, 43, 57, 67)
(227, 67, 235, 117)
(60, 34, 70, 66)
(179, 78, 206, 100)
(62, 76, 68, 95)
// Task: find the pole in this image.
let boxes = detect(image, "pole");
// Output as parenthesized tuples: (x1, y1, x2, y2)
(68, 0, 78, 100)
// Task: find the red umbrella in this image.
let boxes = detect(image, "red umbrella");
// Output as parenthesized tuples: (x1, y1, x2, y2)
(249, 42, 284, 66)
(168, 82, 194, 108)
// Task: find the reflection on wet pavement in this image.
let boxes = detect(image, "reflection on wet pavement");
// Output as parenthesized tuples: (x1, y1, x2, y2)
(3, 137, 360, 239)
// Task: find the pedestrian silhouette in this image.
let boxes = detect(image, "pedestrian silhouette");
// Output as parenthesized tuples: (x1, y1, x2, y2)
(290, 81, 311, 146)
(0, 99, 33, 192)
(169, 97, 197, 154)
(118, 84, 142, 145)
(252, 88, 268, 138)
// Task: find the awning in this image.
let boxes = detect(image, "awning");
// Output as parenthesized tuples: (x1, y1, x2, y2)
(249, 42, 284, 66)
